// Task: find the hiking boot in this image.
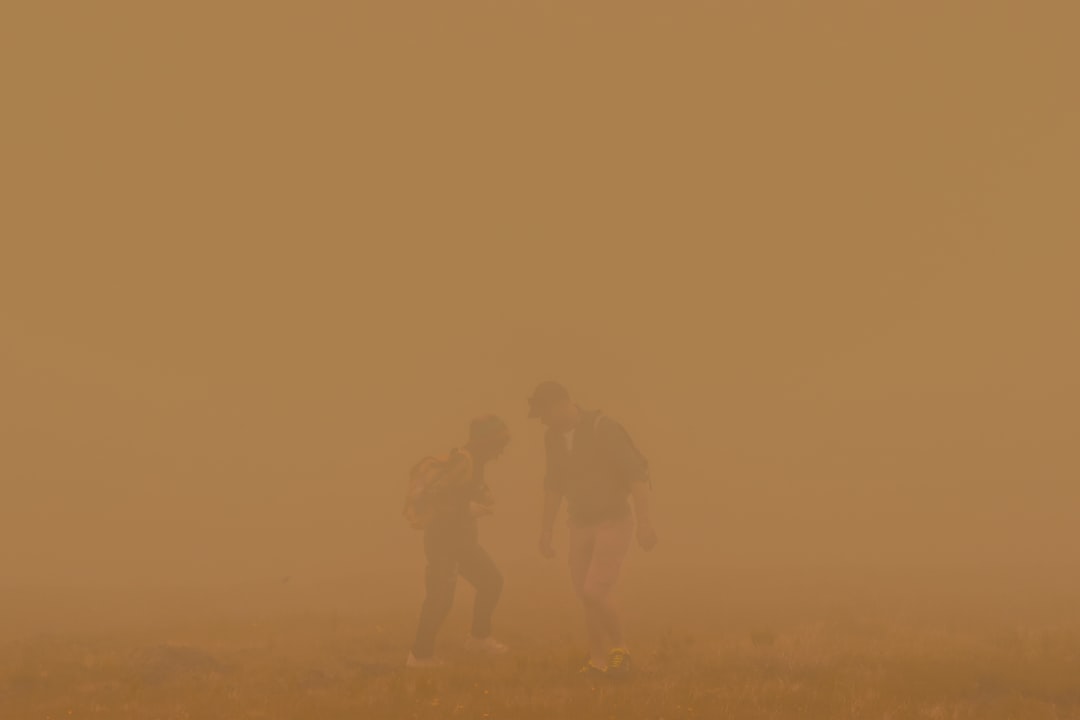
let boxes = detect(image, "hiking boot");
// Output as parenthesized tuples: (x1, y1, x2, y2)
(406, 652, 446, 669)
(464, 635, 509, 656)
(606, 647, 632, 679)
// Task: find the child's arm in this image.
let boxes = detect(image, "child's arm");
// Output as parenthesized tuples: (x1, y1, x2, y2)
(469, 481, 495, 518)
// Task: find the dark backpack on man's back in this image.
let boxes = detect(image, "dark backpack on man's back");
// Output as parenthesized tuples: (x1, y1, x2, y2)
(584, 411, 651, 488)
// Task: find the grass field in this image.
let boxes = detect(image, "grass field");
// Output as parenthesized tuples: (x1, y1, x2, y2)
(3, 572, 1080, 720)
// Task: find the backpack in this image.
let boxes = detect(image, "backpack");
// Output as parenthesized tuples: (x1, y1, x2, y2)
(589, 412, 652, 488)
(402, 449, 471, 530)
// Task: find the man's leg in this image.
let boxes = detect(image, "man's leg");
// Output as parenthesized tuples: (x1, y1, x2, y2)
(568, 523, 607, 668)
(411, 529, 459, 659)
(457, 541, 504, 640)
(581, 514, 634, 654)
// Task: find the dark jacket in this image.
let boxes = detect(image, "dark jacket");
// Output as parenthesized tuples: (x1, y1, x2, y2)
(543, 409, 649, 526)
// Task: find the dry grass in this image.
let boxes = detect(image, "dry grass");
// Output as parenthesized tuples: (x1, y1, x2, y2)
(3, 592, 1080, 720)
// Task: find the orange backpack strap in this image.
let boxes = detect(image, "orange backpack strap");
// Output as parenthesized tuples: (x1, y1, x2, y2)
(403, 448, 475, 528)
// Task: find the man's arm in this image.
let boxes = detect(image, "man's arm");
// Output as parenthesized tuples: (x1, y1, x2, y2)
(602, 419, 657, 551)
(630, 481, 657, 551)
(541, 487, 562, 535)
(539, 430, 562, 558)
(538, 490, 562, 558)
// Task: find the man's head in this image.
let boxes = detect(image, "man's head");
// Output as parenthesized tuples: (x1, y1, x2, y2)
(467, 414, 511, 461)
(528, 381, 578, 431)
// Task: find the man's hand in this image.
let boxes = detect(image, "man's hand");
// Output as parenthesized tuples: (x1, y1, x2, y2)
(469, 502, 494, 519)
(636, 519, 658, 551)
(538, 530, 556, 559)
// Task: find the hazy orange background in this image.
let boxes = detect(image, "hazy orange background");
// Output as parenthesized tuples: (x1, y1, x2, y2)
(2, 3, 1078, 632)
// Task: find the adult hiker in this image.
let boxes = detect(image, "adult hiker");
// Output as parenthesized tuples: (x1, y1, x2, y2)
(404, 414, 512, 668)
(530, 381, 658, 679)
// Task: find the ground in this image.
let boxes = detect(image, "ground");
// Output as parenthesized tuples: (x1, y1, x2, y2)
(3, 581, 1080, 720)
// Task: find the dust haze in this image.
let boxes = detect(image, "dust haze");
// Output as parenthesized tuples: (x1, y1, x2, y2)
(2, 0, 1079, 700)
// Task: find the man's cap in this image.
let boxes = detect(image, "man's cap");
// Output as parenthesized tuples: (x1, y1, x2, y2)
(469, 414, 510, 443)
(528, 381, 570, 418)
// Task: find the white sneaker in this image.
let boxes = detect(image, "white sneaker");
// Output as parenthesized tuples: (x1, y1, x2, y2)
(464, 635, 509, 656)
(406, 652, 445, 669)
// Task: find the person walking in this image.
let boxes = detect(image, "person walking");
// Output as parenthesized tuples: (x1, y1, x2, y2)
(529, 381, 657, 679)
(404, 415, 512, 668)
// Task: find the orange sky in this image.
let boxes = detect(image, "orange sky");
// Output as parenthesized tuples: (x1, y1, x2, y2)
(2, 2, 1078, 593)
